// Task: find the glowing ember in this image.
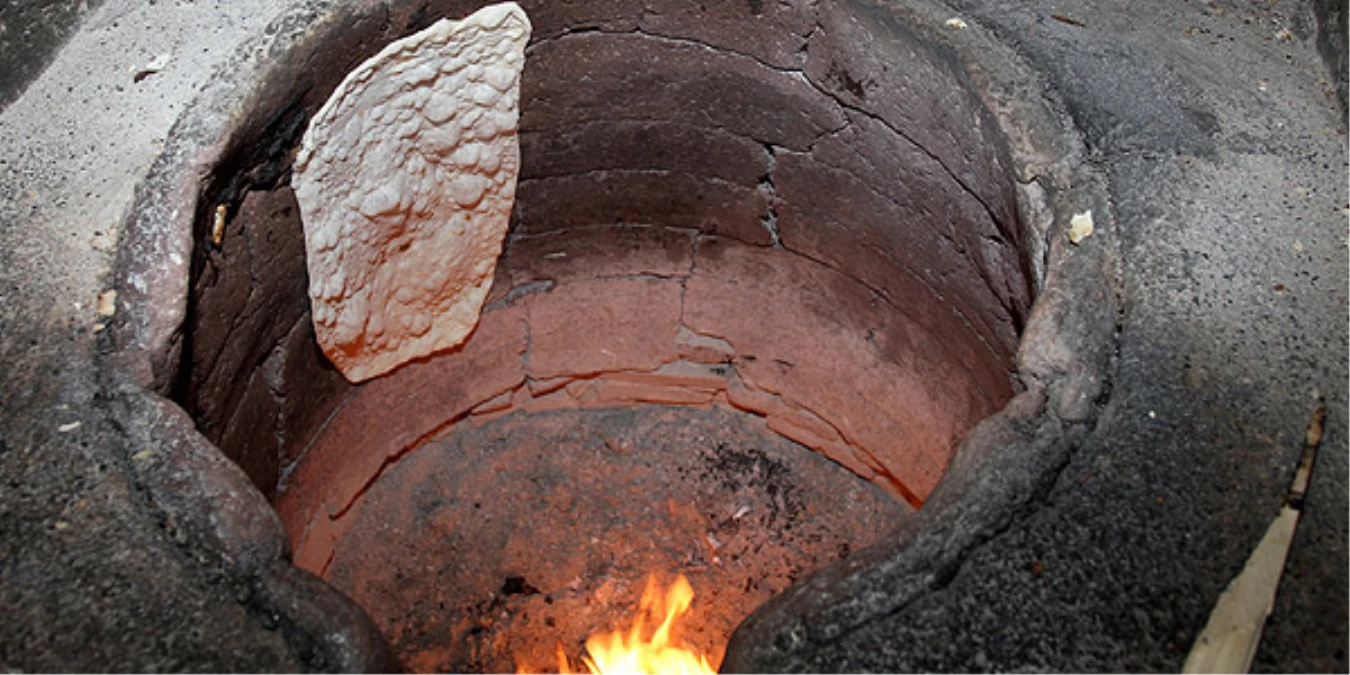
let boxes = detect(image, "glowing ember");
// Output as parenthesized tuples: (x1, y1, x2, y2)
(552, 574, 717, 675)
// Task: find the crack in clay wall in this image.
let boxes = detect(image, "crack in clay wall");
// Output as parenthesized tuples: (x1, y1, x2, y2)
(514, 24, 1028, 347)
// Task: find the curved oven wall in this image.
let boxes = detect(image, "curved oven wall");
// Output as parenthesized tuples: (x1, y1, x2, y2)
(157, 0, 1039, 671)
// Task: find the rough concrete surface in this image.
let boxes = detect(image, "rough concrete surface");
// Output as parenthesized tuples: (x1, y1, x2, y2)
(0, 1, 391, 670)
(0, 0, 1345, 673)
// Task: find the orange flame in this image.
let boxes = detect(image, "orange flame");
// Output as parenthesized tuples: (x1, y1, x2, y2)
(560, 574, 716, 675)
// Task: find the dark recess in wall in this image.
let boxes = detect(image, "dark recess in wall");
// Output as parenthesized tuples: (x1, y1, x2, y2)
(1313, 0, 1349, 116)
(0, 0, 105, 111)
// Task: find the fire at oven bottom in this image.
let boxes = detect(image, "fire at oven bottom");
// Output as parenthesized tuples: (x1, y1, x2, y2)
(319, 403, 909, 673)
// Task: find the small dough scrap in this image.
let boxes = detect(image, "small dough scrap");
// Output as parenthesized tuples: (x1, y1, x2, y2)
(1068, 210, 1094, 244)
(294, 2, 531, 382)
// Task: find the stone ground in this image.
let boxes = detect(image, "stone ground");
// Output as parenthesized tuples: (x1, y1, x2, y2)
(0, 0, 1345, 672)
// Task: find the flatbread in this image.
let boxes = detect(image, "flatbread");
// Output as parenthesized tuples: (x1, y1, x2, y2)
(293, 2, 530, 382)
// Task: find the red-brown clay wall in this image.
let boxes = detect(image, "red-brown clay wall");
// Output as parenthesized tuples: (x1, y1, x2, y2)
(276, 227, 1009, 573)
(175, 0, 1034, 578)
